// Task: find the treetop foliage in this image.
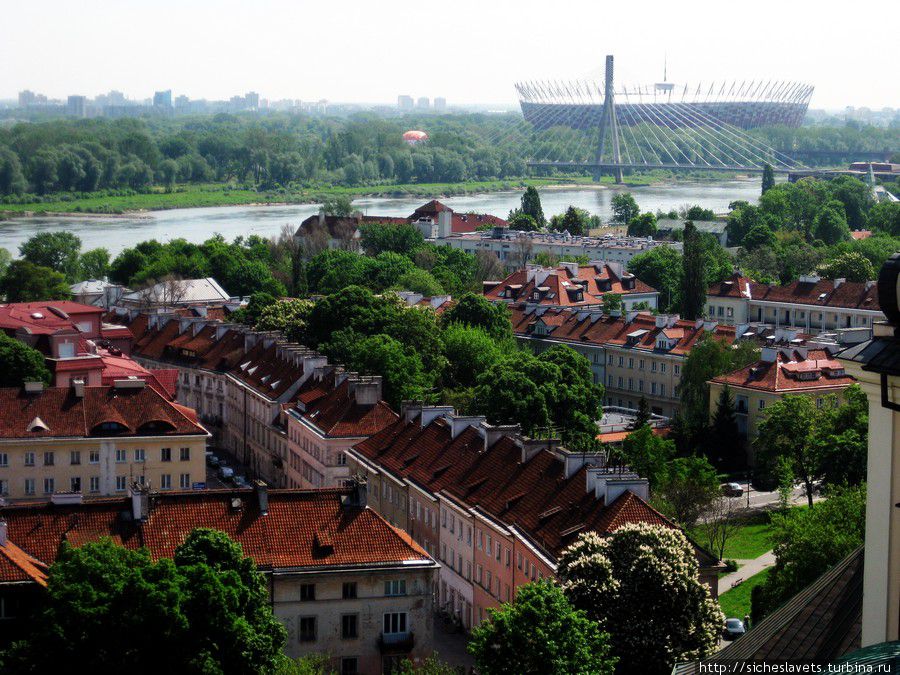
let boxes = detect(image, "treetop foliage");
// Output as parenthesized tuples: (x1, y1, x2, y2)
(1, 529, 286, 674)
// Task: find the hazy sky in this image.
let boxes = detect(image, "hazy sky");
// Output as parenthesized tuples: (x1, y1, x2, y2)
(2, 0, 897, 110)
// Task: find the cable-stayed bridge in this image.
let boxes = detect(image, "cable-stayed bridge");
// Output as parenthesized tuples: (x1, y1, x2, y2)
(494, 55, 815, 182)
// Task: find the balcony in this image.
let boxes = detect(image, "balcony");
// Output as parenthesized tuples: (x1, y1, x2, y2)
(378, 631, 415, 653)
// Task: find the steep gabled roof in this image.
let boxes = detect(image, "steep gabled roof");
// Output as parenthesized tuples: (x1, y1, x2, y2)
(712, 348, 856, 393)
(353, 416, 692, 561)
(1, 489, 433, 573)
(0, 539, 49, 586)
(0, 385, 207, 439)
(486, 263, 656, 307)
(299, 379, 398, 438)
(708, 273, 881, 311)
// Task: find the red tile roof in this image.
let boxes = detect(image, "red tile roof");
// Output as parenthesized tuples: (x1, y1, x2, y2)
(1, 489, 432, 573)
(708, 273, 880, 311)
(353, 416, 692, 560)
(0, 385, 207, 439)
(711, 348, 857, 393)
(0, 539, 49, 586)
(486, 263, 656, 307)
(297, 379, 398, 438)
(510, 306, 736, 356)
(0, 301, 102, 336)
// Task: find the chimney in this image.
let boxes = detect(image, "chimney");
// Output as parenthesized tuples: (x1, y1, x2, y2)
(318, 207, 326, 227)
(517, 435, 558, 464)
(400, 401, 424, 423)
(0, 519, 6, 546)
(129, 483, 149, 521)
(447, 414, 485, 439)
(560, 261, 579, 278)
(114, 377, 146, 390)
(254, 480, 268, 515)
(478, 422, 519, 451)
(833, 278, 845, 289)
(420, 406, 455, 427)
(342, 477, 368, 509)
(605, 478, 649, 504)
(352, 377, 382, 406)
(72, 378, 85, 398)
(51, 492, 83, 505)
(23, 381, 43, 394)
(438, 209, 452, 236)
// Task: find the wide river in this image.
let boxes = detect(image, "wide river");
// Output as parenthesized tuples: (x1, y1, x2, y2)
(0, 179, 761, 256)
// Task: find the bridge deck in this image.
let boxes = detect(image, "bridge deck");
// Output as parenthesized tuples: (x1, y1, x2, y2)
(527, 161, 793, 174)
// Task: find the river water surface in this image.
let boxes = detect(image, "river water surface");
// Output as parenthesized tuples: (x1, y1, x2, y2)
(0, 179, 761, 256)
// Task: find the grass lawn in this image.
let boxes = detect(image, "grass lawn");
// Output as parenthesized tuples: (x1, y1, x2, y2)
(718, 567, 773, 620)
(719, 512, 775, 559)
(690, 510, 778, 562)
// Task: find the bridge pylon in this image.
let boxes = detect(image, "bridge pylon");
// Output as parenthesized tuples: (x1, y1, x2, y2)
(595, 55, 623, 184)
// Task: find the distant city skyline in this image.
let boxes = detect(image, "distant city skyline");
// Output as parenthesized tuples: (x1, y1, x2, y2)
(1, 0, 898, 110)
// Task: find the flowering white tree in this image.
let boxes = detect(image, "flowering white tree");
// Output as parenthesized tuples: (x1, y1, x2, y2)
(557, 523, 723, 674)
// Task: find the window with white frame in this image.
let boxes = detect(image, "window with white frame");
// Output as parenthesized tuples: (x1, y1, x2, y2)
(384, 580, 407, 596)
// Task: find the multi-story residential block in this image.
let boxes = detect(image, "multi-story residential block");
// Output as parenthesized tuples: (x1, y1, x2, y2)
(105, 310, 399, 491)
(510, 305, 736, 417)
(439, 228, 680, 268)
(0, 300, 150, 386)
(0, 484, 438, 673)
(706, 272, 883, 333)
(286, 373, 397, 489)
(484, 261, 659, 310)
(709, 343, 857, 455)
(0, 380, 208, 501)
(347, 405, 721, 631)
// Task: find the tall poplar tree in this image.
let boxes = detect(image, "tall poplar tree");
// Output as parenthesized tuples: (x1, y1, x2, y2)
(680, 221, 705, 320)
(761, 163, 775, 194)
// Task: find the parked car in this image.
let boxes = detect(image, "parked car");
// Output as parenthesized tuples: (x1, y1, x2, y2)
(206, 453, 219, 467)
(233, 475, 250, 488)
(219, 466, 234, 479)
(722, 482, 744, 497)
(723, 618, 746, 640)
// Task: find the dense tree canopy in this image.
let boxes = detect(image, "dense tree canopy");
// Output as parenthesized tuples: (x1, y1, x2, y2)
(0, 259, 71, 301)
(467, 580, 616, 675)
(1, 529, 287, 674)
(0, 332, 52, 387)
(558, 525, 722, 674)
(754, 386, 868, 496)
(751, 485, 866, 622)
(0, 113, 534, 198)
(472, 346, 603, 443)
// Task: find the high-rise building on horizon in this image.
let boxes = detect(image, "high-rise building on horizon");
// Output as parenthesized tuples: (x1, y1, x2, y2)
(18, 90, 36, 107)
(433, 97, 447, 111)
(66, 95, 86, 117)
(153, 89, 172, 108)
(397, 94, 414, 110)
(416, 96, 430, 110)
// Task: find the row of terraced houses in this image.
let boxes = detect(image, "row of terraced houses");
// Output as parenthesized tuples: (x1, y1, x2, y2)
(99, 302, 723, 635)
